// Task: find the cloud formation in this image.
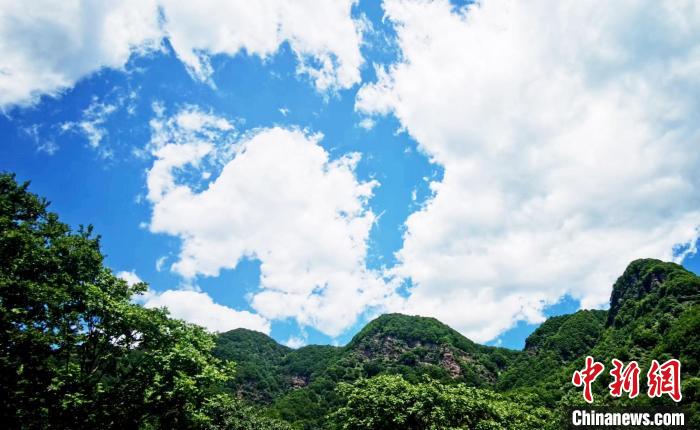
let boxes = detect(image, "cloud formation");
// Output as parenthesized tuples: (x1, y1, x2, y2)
(0, 1, 161, 109)
(145, 107, 396, 337)
(0, 0, 363, 109)
(284, 336, 306, 349)
(116, 270, 143, 286)
(117, 263, 267, 333)
(9, 0, 700, 345)
(358, 0, 700, 342)
(161, 0, 363, 90)
(140, 289, 271, 334)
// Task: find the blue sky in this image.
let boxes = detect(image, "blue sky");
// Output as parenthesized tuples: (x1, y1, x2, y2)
(2, 0, 700, 349)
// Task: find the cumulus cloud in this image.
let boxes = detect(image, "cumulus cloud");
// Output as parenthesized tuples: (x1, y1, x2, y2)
(0, 0, 162, 109)
(140, 289, 271, 333)
(116, 270, 143, 286)
(357, 0, 700, 342)
(145, 107, 397, 337)
(160, 0, 363, 90)
(116, 255, 266, 334)
(0, 0, 363, 109)
(284, 336, 306, 349)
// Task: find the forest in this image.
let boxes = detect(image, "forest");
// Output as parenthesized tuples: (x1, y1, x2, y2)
(2, 172, 698, 429)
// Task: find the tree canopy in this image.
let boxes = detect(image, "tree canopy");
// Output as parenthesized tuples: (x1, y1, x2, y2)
(0, 173, 288, 429)
(330, 374, 556, 430)
(3, 172, 698, 429)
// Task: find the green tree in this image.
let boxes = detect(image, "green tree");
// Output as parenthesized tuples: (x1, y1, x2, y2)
(330, 374, 555, 430)
(0, 173, 284, 429)
(201, 394, 292, 430)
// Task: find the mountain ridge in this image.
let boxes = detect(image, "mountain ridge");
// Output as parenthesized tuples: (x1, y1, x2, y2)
(212, 258, 699, 428)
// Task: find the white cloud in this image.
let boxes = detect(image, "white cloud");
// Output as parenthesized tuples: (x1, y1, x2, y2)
(160, 0, 363, 90)
(284, 336, 306, 349)
(61, 98, 119, 157)
(0, 0, 162, 109)
(0, 0, 363, 109)
(140, 289, 271, 333)
(145, 107, 397, 337)
(116, 270, 143, 286)
(357, 0, 700, 342)
(21, 124, 58, 155)
(358, 117, 376, 130)
(155, 256, 168, 272)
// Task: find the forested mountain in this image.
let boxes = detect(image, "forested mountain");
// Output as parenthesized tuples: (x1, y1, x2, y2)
(2, 173, 698, 429)
(215, 259, 700, 428)
(214, 313, 523, 427)
(215, 313, 518, 398)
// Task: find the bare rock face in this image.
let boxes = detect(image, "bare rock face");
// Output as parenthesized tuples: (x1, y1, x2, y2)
(345, 315, 507, 385)
(215, 312, 519, 404)
(355, 335, 402, 360)
(440, 351, 462, 378)
(290, 375, 308, 389)
(354, 332, 466, 377)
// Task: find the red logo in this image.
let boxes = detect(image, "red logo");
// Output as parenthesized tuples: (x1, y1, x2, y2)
(647, 359, 682, 402)
(572, 356, 605, 403)
(572, 357, 682, 403)
(608, 359, 640, 399)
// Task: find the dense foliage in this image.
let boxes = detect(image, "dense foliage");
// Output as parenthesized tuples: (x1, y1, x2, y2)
(331, 374, 556, 430)
(216, 259, 699, 428)
(3, 172, 699, 429)
(215, 328, 291, 402)
(587, 260, 700, 424)
(0, 173, 288, 429)
(345, 313, 517, 384)
(496, 259, 700, 425)
(214, 313, 520, 428)
(496, 309, 607, 402)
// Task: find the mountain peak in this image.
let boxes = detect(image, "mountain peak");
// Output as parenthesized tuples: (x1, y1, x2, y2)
(607, 258, 699, 327)
(216, 328, 290, 362)
(524, 309, 607, 360)
(346, 313, 478, 352)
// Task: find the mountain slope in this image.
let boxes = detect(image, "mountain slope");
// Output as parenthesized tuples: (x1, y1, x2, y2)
(214, 314, 521, 428)
(496, 309, 607, 399)
(589, 259, 700, 411)
(344, 313, 518, 385)
(215, 328, 292, 402)
(498, 259, 700, 417)
(214, 258, 700, 428)
(215, 314, 519, 402)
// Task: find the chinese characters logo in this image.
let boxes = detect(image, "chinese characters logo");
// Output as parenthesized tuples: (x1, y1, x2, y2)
(572, 356, 682, 403)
